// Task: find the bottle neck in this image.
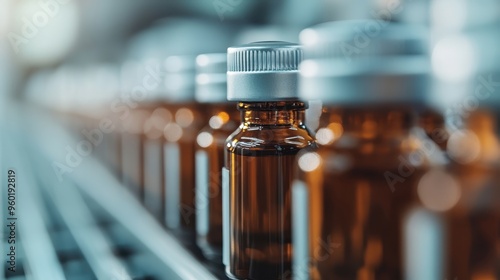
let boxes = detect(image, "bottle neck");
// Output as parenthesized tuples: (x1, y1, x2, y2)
(238, 101, 307, 126)
(207, 102, 239, 119)
(205, 102, 239, 129)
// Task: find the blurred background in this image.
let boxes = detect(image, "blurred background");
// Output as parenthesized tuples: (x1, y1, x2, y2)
(1, 0, 499, 279)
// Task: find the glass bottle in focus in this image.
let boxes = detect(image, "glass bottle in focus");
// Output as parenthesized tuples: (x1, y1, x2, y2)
(224, 41, 315, 280)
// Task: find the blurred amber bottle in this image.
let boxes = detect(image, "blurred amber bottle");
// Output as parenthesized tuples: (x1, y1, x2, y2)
(194, 53, 238, 261)
(292, 21, 436, 280)
(445, 109, 500, 279)
(142, 106, 171, 220)
(120, 107, 149, 200)
(77, 64, 123, 178)
(161, 55, 206, 237)
(127, 61, 171, 220)
(426, 16, 500, 277)
(224, 42, 315, 280)
(119, 60, 163, 204)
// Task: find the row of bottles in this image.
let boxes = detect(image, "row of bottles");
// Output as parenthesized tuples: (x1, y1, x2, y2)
(25, 15, 499, 280)
(217, 21, 498, 279)
(294, 21, 438, 280)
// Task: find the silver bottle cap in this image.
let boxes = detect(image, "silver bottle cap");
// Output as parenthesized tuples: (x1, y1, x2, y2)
(227, 41, 302, 101)
(195, 53, 227, 103)
(432, 22, 500, 110)
(163, 55, 197, 103)
(299, 20, 430, 105)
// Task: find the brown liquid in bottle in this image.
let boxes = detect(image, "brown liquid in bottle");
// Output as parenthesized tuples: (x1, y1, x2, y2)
(226, 101, 315, 280)
(294, 107, 428, 280)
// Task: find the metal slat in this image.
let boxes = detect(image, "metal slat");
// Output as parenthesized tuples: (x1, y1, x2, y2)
(26, 103, 220, 280)
(70, 159, 219, 280)
(3, 121, 65, 280)
(39, 177, 132, 280)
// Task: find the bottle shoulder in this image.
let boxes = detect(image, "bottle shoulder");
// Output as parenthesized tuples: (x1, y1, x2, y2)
(194, 117, 236, 145)
(226, 124, 315, 155)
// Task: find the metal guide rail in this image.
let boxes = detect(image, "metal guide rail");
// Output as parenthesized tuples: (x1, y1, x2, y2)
(1, 105, 226, 280)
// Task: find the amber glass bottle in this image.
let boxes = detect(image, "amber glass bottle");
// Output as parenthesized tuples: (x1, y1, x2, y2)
(119, 60, 166, 209)
(82, 64, 122, 178)
(441, 109, 500, 279)
(121, 60, 172, 220)
(118, 61, 151, 200)
(161, 55, 206, 238)
(224, 42, 315, 280)
(428, 18, 500, 279)
(194, 53, 238, 261)
(142, 106, 171, 219)
(293, 21, 435, 280)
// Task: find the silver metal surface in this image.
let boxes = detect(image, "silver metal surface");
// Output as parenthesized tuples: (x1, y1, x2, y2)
(227, 41, 302, 101)
(7, 135, 66, 280)
(431, 22, 500, 110)
(195, 53, 227, 103)
(2, 104, 223, 280)
(70, 156, 219, 280)
(162, 55, 197, 103)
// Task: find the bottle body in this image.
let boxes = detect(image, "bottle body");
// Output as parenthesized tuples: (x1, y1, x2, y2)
(442, 109, 500, 279)
(293, 106, 429, 280)
(195, 103, 238, 261)
(225, 101, 315, 280)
